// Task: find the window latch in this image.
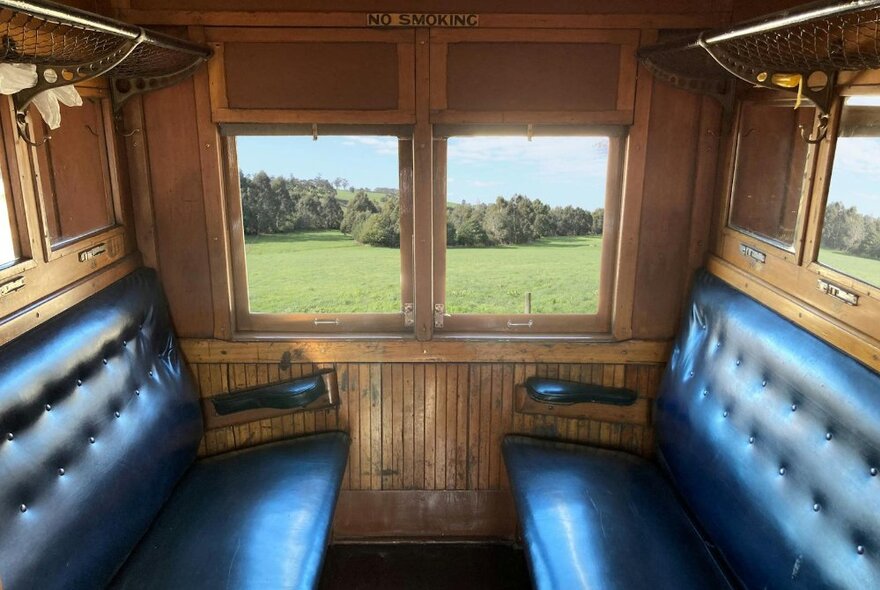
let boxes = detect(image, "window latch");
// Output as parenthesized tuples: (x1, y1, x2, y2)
(817, 279, 859, 306)
(403, 303, 414, 326)
(507, 320, 534, 329)
(739, 243, 766, 264)
(0, 276, 25, 298)
(313, 318, 341, 326)
(78, 243, 106, 263)
(434, 303, 446, 328)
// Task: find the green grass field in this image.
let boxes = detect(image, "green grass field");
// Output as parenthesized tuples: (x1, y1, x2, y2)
(244, 230, 602, 314)
(334, 190, 393, 204)
(819, 249, 880, 287)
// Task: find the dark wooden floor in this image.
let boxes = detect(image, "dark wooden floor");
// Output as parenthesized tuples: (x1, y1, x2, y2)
(319, 543, 531, 590)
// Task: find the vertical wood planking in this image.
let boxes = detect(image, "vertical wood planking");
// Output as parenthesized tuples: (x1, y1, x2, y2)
(194, 360, 664, 490)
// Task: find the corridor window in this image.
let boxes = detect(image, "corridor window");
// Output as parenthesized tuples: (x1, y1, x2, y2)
(0, 177, 15, 268)
(818, 96, 880, 288)
(436, 131, 622, 334)
(226, 130, 414, 333)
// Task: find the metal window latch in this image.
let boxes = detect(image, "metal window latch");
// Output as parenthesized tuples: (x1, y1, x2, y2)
(313, 318, 341, 326)
(739, 243, 766, 264)
(507, 320, 534, 329)
(78, 243, 107, 263)
(434, 303, 446, 328)
(817, 279, 859, 306)
(0, 276, 25, 298)
(403, 303, 414, 326)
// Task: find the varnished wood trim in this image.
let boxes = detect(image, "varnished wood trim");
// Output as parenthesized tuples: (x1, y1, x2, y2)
(180, 337, 671, 364)
(205, 26, 415, 43)
(412, 28, 433, 341)
(0, 255, 141, 346)
(213, 108, 416, 125)
(429, 28, 639, 44)
(707, 256, 880, 370)
(430, 110, 633, 125)
(332, 490, 516, 540)
(116, 10, 727, 30)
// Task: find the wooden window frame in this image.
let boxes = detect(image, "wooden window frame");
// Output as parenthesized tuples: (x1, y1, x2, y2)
(431, 127, 626, 337)
(715, 92, 820, 276)
(223, 128, 416, 335)
(0, 96, 38, 282)
(26, 86, 128, 264)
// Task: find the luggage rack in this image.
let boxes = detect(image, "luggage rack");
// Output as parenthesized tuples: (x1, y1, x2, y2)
(0, 0, 212, 141)
(639, 0, 880, 140)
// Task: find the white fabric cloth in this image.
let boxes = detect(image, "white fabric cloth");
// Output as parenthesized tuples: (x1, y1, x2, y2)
(0, 63, 37, 95)
(31, 84, 83, 130)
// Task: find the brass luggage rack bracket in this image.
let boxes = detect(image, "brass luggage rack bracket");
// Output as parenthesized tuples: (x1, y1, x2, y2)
(0, 0, 212, 143)
(638, 0, 880, 132)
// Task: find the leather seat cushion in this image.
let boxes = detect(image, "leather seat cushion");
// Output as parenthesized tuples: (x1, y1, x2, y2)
(503, 435, 732, 590)
(111, 432, 350, 590)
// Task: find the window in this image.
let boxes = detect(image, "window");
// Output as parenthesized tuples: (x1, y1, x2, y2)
(817, 95, 880, 288)
(30, 96, 118, 249)
(435, 129, 623, 334)
(0, 177, 16, 268)
(225, 127, 414, 333)
(728, 100, 815, 249)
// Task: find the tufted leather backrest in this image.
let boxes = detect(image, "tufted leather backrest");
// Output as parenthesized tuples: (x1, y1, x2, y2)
(656, 270, 880, 589)
(0, 269, 203, 590)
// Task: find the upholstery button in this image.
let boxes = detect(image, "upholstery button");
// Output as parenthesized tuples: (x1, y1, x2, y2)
(45, 404, 51, 411)
(723, 410, 729, 417)
(19, 504, 26, 513)
(762, 380, 767, 387)
(749, 436, 755, 444)
(791, 404, 798, 412)
(148, 370, 153, 377)
(89, 436, 95, 444)
(114, 411, 121, 418)
(813, 503, 821, 512)
(122, 340, 127, 347)
(6, 432, 13, 441)
(736, 360, 741, 366)
(58, 468, 65, 476)
(858, 546, 866, 555)
(702, 389, 709, 397)
(102, 358, 108, 365)
(825, 432, 833, 441)
(135, 389, 140, 396)
(871, 467, 878, 477)
(779, 467, 786, 476)
(76, 379, 83, 386)
(689, 370, 694, 377)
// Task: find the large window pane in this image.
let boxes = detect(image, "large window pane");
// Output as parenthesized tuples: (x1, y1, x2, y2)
(818, 96, 880, 288)
(729, 101, 814, 248)
(235, 135, 404, 314)
(445, 135, 609, 314)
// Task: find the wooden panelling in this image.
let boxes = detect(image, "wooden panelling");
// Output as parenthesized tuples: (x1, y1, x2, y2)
(192, 359, 663, 478)
(631, 79, 721, 339)
(141, 79, 215, 337)
(224, 42, 399, 110)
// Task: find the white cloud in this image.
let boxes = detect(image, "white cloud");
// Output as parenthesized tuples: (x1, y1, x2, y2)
(447, 136, 609, 179)
(341, 136, 399, 156)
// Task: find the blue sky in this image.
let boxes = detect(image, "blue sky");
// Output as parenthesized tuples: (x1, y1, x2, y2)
(236, 135, 610, 209)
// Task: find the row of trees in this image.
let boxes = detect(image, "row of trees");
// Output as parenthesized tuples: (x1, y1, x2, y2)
(822, 202, 880, 260)
(240, 171, 604, 248)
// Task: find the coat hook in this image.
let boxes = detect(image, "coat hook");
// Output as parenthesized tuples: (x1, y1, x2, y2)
(15, 113, 49, 147)
(312, 123, 318, 141)
(800, 113, 829, 145)
(527, 123, 534, 142)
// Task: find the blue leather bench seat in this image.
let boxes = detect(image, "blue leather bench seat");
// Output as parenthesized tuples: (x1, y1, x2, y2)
(111, 433, 349, 589)
(0, 269, 349, 589)
(505, 270, 880, 590)
(503, 436, 731, 590)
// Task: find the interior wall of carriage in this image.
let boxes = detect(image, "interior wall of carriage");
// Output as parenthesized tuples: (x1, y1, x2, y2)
(4, 0, 874, 539)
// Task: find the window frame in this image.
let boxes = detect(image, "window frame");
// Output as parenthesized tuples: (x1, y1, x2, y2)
(715, 92, 821, 274)
(223, 126, 416, 335)
(26, 86, 127, 263)
(0, 96, 38, 282)
(431, 125, 626, 336)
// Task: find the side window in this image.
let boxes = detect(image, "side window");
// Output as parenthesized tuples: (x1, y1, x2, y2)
(435, 129, 623, 334)
(226, 129, 414, 332)
(817, 95, 880, 288)
(728, 100, 815, 250)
